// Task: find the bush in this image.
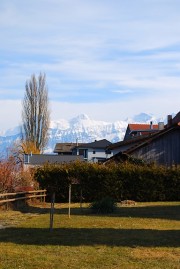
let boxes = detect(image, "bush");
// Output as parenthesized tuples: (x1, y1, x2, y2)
(0, 160, 15, 193)
(34, 161, 180, 203)
(0, 156, 37, 193)
(90, 196, 117, 214)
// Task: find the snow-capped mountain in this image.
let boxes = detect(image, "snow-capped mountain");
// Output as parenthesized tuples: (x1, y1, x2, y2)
(46, 114, 128, 152)
(0, 112, 165, 156)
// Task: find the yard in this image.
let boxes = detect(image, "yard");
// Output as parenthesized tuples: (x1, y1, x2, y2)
(0, 202, 179, 269)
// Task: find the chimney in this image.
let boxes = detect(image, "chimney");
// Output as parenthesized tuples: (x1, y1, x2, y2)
(158, 122, 164, 130)
(150, 121, 153, 130)
(167, 115, 172, 127)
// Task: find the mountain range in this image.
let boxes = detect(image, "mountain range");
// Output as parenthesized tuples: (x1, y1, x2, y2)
(0, 112, 166, 157)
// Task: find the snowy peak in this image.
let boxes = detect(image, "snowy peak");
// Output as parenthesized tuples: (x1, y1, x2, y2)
(69, 114, 110, 130)
(126, 112, 164, 124)
(72, 113, 90, 121)
(70, 114, 91, 127)
(132, 113, 156, 123)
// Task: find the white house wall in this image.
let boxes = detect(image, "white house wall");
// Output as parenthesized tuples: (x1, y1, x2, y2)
(87, 148, 113, 162)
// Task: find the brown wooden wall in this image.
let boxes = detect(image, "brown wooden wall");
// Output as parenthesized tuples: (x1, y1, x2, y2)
(131, 129, 180, 166)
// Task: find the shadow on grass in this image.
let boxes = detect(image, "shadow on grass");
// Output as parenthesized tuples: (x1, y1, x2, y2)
(17, 204, 180, 221)
(0, 227, 179, 247)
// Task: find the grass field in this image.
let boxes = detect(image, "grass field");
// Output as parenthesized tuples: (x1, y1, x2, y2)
(0, 202, 180, 269)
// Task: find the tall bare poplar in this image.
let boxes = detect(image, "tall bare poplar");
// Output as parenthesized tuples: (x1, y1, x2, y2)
(21, 73, 50, 153)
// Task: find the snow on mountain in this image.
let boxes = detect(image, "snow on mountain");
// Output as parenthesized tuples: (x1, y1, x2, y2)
(133, 113, 156, 123)
(47, 114, 128, 152)
(50, 119, 70, 130)
(0, 112, 167, 156)
(4, 126, 21, 137)
(125, 112, 160, 124)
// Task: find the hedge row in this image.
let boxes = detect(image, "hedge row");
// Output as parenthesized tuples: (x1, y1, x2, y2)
(34, 161, 180, 202)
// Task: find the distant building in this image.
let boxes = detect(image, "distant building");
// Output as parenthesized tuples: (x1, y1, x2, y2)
(54, 139, 113, 163)
(72, 139, 113, 163)
(124, 122, 159, 140)
(54, 143, 81, 155)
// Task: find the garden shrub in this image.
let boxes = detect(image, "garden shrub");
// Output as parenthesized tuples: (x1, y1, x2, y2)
(90, 196, 117, 214)
(34, 161, 180, 202)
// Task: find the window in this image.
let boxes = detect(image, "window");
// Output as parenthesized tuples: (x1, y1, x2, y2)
(93, 150, 96, 154)
(79, 149, 84, 156)
(79, 149, 88, 159)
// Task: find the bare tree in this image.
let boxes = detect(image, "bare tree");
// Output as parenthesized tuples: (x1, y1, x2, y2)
(21, 73, 50, 153)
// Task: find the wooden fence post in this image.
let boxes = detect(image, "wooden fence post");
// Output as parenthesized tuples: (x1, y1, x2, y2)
(50, 192, 55, 232)
(6, 195, 9, 210)
(68, 184, 71, 218)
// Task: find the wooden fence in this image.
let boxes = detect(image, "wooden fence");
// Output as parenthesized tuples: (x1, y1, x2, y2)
(0, 190, 46, 209)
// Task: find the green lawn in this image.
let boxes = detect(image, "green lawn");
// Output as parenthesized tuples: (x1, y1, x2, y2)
(0, 202, 180, 269)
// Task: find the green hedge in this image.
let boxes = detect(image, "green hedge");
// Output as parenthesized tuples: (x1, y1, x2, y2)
(34, 161, 180, 202)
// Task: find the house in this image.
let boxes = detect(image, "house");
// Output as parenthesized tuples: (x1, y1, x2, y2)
(124, 122, 160, 140)
(54, 139, 113, 163)
(24, 139, 112, 169)
(107, 122, 162, 156)
(72, 139, 113, 163)
(106, 112, 180, 166)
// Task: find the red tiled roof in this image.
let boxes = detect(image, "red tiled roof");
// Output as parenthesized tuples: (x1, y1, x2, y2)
(128, 124, 158, 131)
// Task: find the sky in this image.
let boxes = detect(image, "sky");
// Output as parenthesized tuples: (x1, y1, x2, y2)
(1, 0, 180, 130)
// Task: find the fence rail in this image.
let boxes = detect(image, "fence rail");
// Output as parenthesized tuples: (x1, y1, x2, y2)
(0, 190, 46, 206)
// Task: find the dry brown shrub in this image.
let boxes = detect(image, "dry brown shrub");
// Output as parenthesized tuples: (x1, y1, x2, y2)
(0, 155, 38, 193)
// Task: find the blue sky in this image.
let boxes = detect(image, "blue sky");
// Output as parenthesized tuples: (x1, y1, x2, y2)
(1, 0, 180, 129)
